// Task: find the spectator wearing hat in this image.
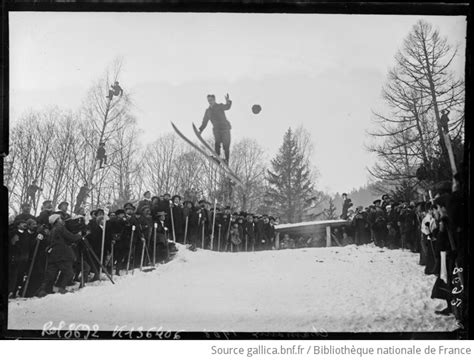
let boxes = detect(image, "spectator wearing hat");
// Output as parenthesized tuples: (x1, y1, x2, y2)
(421, 203, 438, 275)
(243, 213, 256, 251)
(385, 204, 399, 248)
(37, 200, 54, 228)
(55, 201, 71, 221)
(150, 196, 161, 219)
(84, 209, 106, 281)
(381, 194, 391, 210)
(256, 215, 273, 251)
(215, 205, 231, 251)
(14, 203, 36, 225)
(37, 214, 85, 297)
(398, 203, 417, 251)
(229, 223, 243, 252)
(352, 206, 369, 245)
(157, 193, 171, 213)
(372, 200, 387, 247)
(117, 202, 143, 272)
(23, 218, 48, 297)
(340, 193, 353, 220)
(154, 211, 169, 261)
(431, 193, 455, 316)
(106, 208, 128, 275)
(166, 195, 185, 243)
(8, 218, 30, 298)
(89, 210, 98, 221)
(137, 191, 152, 215)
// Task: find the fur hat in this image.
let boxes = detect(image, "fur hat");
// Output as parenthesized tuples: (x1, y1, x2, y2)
(49, 214, 61, 225)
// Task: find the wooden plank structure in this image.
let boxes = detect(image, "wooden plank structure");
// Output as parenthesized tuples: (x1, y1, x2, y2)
(275, 219, 351, 248)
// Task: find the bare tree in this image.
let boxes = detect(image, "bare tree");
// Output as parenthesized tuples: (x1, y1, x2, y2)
(230, 138, 267, 212)
(75, 58, 135, 210)
(368, 20, 464, 196)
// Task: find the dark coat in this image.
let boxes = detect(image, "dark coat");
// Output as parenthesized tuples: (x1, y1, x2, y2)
(341, 198, 353, 219)
(48, 223, 82, 263)
(243, 221, 255, 242)
(86, 220, 103, 258)
(137, 199, 152, 214)
(199, 100, 232, 133)
(37, 210, 53, 228)
(167, 205, 185, 236)
(14, 213, 36, 225)
(9, 229, 30, 263)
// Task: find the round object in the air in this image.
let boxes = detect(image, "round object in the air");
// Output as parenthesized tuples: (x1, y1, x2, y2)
(252, 104, 262, 114)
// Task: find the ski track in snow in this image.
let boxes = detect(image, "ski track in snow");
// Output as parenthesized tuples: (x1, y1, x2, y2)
(8, 244, 458, 332)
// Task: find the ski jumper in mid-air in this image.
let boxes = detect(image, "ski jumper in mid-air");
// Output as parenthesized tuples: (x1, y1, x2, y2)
(199, 93, 232, 164)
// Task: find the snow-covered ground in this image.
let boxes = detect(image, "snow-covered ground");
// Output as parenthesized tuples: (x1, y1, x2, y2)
(8, 244, 458, 332)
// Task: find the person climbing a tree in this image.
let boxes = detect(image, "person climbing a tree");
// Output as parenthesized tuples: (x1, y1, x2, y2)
(440, 109, 450, 133)
(107, 81, 123, 100)
(74, 182, 90, 215)
(26, 180, 42, 209)
(198, 93, 232, 164)
(96, 142, 107, 169)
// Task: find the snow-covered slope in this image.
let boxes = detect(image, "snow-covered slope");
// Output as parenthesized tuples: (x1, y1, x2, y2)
(8, 244, 458, 332)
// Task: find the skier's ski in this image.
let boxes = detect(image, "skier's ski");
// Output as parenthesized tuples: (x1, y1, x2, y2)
(191, 123, 243, 184)
(171, 122, 243, 187)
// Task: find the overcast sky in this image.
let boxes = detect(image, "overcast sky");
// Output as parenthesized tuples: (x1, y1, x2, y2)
(9, 12, 466, 194)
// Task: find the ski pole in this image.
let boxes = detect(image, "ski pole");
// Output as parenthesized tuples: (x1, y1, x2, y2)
(99, 216, 107, 278)
(110, 240, 114, 282)
(80, 250, 85, 288)
(218, 224, 222, 252)
(153, 223, 157, 266)
(245, 234, 248, 252)
(81, 237, 115, 284)
(201, 219, 205, 249)
(211, 199, 217, 251)
(144, 239, 152, 266)
(164, 228, 170, 261)
(140, 237, 146, 271)
(184, 216, 189, 245)
(126, 225, 136, 274)
(22, 234, 43, 297)
(169, 200, 176, 243)
(226, 215, 232, 252)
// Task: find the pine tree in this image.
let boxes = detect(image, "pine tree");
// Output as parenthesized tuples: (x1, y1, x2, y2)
(324, 197, 338, 220)
(265, 128, 313, 223)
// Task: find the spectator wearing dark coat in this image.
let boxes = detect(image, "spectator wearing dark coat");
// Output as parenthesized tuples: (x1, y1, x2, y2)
(137, 191, 152, 215)
(340, 193, 353, 220)
(8, 219, 30, 297)
(37, 214, 84, 297)
(14, 203, 36, 225)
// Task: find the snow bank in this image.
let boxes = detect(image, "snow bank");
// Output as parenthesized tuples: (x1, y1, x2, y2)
(8, 244, 458, 332)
